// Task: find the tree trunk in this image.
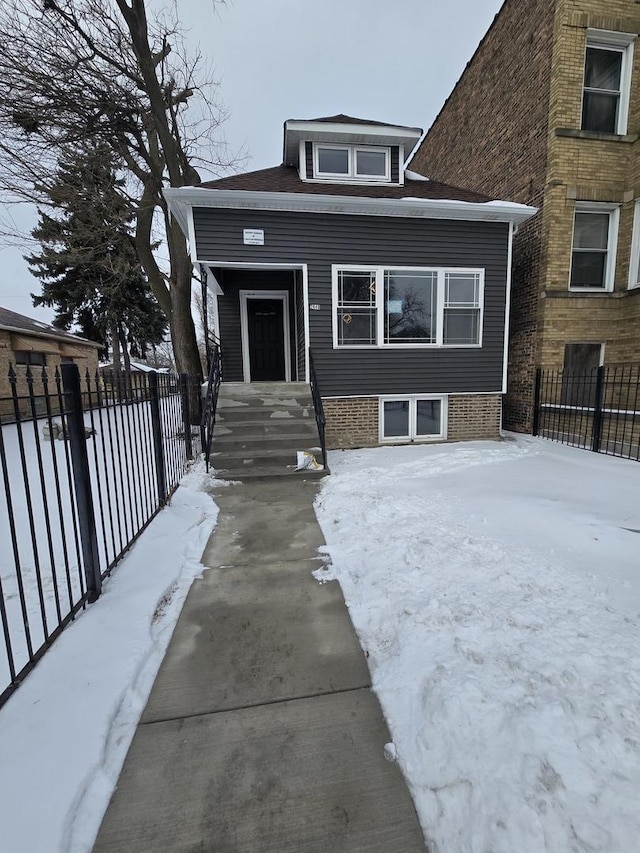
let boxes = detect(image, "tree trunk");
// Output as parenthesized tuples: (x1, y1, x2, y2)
(111, 320, 122, 402)
(168, 217, 202, 378)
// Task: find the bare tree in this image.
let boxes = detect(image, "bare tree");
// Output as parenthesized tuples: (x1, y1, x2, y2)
(0, 0, 233, 376)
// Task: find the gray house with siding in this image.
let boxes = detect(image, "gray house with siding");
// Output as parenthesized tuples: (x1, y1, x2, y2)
(165, 115, 536, 449)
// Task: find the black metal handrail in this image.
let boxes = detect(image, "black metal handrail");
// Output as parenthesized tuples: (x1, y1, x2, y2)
(201, 341, 222, 471)
(308, 350, 327, 470)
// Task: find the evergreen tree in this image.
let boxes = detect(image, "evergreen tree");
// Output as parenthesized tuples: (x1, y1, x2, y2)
(26, 143, 167, 368)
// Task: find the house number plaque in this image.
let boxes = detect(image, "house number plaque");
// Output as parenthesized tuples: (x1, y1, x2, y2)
(310, 304, 321, 310)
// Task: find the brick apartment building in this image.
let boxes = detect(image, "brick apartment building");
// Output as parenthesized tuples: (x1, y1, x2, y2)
(410, 0, 640, 431)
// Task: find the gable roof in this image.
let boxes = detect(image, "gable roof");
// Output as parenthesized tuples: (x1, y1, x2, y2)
(0, 306, 102, 348)
(306, 114, 418, 130)
(200, 165, 491, 203)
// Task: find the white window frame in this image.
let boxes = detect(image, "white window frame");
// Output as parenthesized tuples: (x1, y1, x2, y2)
(332, 265, 485, 349)
(313, 143, 391, 182)
(379, 395, 448, 443)
(581, 30, 635, 135)
(628, 199, 640, 289)
(569, 202, 619, 292)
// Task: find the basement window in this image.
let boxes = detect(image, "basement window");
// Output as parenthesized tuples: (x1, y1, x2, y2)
(379, 396, 447, 442)
(581, 31, 635, 134)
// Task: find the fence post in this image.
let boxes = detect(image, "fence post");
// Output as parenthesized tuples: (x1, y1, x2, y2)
(148, 372, 167, 503)
(591, 365, 605, 453)
(179, 373, 193, 460)
(61, 363, 101, 603)
(532, 368, 542, 436)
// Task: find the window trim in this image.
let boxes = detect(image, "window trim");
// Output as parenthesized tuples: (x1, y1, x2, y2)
(379, 394, 448, 443)
(569, 202, 619, 292)
(581, 30, 635, 135)
(313, 143, 391, 182)
(332, 264, 485, 349)
(629, 200, 640, 289)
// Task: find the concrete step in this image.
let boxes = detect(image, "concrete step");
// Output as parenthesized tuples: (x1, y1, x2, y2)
(213, 466, 327, 483)
(214, 419, 319, 437)
(217, 406, 315, 423)
(213, 434, 320, 452)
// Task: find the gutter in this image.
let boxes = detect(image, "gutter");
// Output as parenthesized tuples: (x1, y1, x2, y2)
(164, 186, 538, 233)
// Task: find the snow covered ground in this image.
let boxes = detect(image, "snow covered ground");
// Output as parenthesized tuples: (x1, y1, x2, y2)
(0, 463, 218, 853)
(314, 436, 640, 853)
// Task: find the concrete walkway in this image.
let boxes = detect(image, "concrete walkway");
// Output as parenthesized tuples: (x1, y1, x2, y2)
(92, 477, 427, 852)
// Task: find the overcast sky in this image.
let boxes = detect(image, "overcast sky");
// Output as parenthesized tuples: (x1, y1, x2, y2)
(0, 0, 503, 322)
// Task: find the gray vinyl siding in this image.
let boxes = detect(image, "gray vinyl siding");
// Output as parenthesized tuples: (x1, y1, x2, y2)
(196, 208, 509, 397)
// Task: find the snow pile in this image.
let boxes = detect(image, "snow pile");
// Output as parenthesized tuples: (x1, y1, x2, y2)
(314, 438, 640, 853)
(0, 462, 219, 853)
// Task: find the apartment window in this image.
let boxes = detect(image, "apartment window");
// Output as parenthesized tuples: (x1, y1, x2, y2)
(582, 31, 635, 135)
(14, 350, 46, 366)
(380, 396, 447, 442)
(570, 204, 619, 290)
(629, 200, 640, 289)
(334, 266, 484, 347)
(314, 144, 390, 181)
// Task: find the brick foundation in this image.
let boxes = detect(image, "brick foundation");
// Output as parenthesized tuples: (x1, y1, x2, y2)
(324, 396, 378, 449)
(447, 394, 502, 441)
(324, 394, 503, 449)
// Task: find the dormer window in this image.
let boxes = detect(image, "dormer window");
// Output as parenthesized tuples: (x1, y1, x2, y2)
(314, 143, 391, 182)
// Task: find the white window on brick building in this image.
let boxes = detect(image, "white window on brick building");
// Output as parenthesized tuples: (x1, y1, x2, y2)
(570, 203, 619, 291)
(581, 31, 635, 135)
(628, 200, 640, 289)
(379, 395, 447, 442)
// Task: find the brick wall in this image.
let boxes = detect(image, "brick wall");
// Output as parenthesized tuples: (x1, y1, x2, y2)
(411, 0, 557, 433)
(324, 394, 502, 449)
(412, 0, 640, 434)
(0, 330, 100, 421)
(448, 395, 503, 441)
(324, 396, 378, 449)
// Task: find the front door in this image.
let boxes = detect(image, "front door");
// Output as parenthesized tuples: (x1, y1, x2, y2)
(247, 298, 286, 381)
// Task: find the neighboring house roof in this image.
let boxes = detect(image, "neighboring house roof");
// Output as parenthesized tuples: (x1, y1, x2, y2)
(0, 306, 102, 348)
(200, 165, 492, 203)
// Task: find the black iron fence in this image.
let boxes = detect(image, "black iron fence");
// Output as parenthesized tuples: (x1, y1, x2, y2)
(533, 365, 640, 461)
(309, 350, 327, 469)
(0, 364, 203, 708)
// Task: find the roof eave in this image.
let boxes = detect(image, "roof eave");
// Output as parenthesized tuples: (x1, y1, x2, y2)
(0, 323, 102, 348)
(282, 120, 423, 167)
(163, 187, 538, 238)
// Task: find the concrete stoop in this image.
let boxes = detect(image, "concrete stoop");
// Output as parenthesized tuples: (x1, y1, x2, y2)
(211, 382, 327, 480)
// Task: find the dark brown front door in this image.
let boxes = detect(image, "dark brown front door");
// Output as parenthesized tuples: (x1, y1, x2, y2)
(247, 298, 286, 381)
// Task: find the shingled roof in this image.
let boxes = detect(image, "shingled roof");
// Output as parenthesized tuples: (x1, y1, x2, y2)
(305, 114, 415, 129)
(200, 165, 493, 204)
(0, 306, 101, 347)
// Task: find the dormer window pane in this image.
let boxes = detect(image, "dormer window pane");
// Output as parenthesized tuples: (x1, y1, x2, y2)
(356, 149, 387, 177)
(317, 147, 349, 174)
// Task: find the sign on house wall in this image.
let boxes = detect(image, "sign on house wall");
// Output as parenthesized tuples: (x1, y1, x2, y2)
(243, 229, 264, 245)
